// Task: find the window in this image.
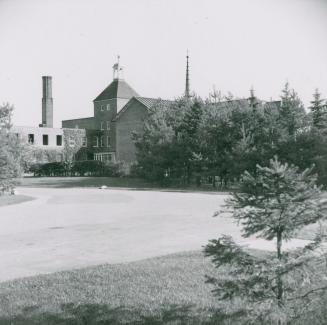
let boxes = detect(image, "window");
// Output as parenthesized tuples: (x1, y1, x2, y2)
(69, 137, 75, 147)
(43, 134, 48, 146)
(106, 121, 110, 130)
(103, 153, 112, 162)
(100, 122, 104, 130)
(100, 136, 104, 147)
(75, 124, 79, 129)
(82, 136, 87, 147)
(106, 104, 110, 111)
(94, 153, 112, 162)
(28, 134, 34, 144)
(100, 105, 104, 111)
(56, 135, 62, 146)
(93, 136, 99, 147)
(107, 136, 110, 147)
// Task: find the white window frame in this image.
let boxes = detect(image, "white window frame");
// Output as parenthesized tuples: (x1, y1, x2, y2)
(95, 152, 112, 162)
(106, 121, 110, 130)
(100, 136, 104, 147)
(100, 122, 104, 130)
(107, 136, 110, 147)
(106, 104, 110, 111)
(100, 105, 104, 111)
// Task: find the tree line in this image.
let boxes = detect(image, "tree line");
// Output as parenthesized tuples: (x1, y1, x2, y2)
(133, 84, 327, 188)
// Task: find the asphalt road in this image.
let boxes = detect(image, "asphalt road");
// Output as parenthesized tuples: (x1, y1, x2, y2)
(0, 187, 310, 282)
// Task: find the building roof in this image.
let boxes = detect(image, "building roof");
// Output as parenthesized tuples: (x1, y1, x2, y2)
(210, 98, 281, 111)
(94, 79, 139, 102)
(135, 97, 172, 108)
(263, 100, 281, 110)
(113, 97, 171, 122)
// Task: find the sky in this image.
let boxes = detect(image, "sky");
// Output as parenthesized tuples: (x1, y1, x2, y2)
(0, 0, 327, 127)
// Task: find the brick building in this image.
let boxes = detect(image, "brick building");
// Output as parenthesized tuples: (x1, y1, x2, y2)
(62, 58, 170, 171)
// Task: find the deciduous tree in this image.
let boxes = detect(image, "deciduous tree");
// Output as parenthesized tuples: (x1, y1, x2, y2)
(0, 103, 24, 194)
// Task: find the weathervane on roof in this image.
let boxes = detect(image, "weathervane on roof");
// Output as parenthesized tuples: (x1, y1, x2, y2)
(113, 55, 124, 80)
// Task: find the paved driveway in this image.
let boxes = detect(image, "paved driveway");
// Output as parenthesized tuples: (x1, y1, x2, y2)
(0, 187, 310, 282)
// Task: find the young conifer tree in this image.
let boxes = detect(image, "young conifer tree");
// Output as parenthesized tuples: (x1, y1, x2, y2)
(205, 156, 327, 324)
(309, 88, 326, 130)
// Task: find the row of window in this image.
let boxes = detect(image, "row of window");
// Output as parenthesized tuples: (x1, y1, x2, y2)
(93, 136, 110, 148)
(100, 121, 110, 130)
(26, 134, 87, 147)
(100, 104, 111, 111)
(27, 134, 63, 146)
(94, 153, 113, 162)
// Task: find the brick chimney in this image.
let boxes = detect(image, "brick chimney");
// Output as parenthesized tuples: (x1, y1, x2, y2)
(41, 76, 53, 128)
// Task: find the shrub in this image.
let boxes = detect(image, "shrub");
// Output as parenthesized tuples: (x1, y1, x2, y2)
(71, 160, 122, 177)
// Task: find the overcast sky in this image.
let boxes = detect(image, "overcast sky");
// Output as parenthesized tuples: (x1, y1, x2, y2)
(1, 0, 327, 127)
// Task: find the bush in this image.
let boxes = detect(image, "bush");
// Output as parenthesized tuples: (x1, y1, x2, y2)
(28, 160, 122, 177)
(71, 160, 122, 177)
(29, 162, 68, 177)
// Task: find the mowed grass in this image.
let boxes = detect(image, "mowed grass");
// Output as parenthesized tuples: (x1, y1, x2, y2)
(19, 176, 222, 192)
(0, 251, 223, 324)
(0, 194, 34, 207)
(19, 176, 156, 189)
(0, 230, 325, 324)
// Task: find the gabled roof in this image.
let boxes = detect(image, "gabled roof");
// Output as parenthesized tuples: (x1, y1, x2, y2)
(113, 97, 171, 122)
(94, 79, 139, 102)
(135, 97, 172, 109)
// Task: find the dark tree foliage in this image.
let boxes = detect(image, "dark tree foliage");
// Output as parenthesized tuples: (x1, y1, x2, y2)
(0, 103, 24, 194)
(133, 84, 327, 189)
(204, 157, 327, 324)
(278, 82, 306, 138)
(133, 97, 203, 185)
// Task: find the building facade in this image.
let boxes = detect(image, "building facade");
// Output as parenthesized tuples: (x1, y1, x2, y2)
(13, 76, 87, 164)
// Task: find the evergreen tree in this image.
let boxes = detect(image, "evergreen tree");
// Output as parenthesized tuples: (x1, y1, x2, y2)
(278, 82, 306, 138)
(309, 88, 326, 130)
(175, 97, 203, 184)
(205, 157, 327, 324)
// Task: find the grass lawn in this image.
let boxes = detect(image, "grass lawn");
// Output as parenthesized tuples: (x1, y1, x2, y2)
(19, 176, 224, 192)
(0, 251, 221, 324)
(19, 176, 156, 189)
(0, 194, 34, 207)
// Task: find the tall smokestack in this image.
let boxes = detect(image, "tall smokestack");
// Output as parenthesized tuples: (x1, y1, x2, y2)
(41, 76, 53, 128)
